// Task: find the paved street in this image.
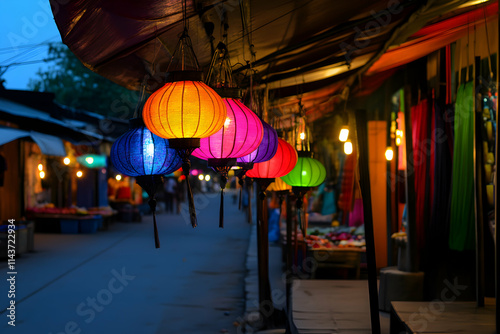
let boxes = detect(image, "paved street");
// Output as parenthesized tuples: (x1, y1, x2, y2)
(0, 191, 251, 334)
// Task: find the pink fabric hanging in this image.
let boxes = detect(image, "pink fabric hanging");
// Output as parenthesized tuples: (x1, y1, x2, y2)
(411, 99, 433, 252)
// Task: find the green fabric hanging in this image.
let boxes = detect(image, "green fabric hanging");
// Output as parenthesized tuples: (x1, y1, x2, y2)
(449, 82, 475, 251)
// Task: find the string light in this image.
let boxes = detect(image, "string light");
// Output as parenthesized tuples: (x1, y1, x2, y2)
(39, 171, 45, 179)
(63, 157, 70, 165)
(385, 147, 394, 161)
(38, 164, 43, 171)
(115, 174, 122, 181)
(198, 174, 204, 181)
(339, 127, 349, 142)
(344, 140, 353, 155)
(299, 132, 306, 140)
(76, 170, 83, 178)
(205, 175, 211, 182)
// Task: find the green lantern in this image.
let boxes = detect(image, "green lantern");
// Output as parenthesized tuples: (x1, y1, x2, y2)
(282, 156, 326, 235)
(281, 156, 326, 187)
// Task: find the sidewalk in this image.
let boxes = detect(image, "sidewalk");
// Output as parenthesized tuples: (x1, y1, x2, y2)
(1, 192, 251, 334)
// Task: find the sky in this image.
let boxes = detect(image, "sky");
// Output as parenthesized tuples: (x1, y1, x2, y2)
(0, 0, 63, 90)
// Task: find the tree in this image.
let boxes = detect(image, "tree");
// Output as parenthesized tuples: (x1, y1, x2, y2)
(28, 44, 138, 118)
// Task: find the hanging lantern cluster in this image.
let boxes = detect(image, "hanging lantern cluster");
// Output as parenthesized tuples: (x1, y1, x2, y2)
(190, 41, 268, 227)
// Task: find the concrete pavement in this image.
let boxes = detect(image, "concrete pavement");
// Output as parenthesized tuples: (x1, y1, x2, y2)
(0, 190, 251, 334)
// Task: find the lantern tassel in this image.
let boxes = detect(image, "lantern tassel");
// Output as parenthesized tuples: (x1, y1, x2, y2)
(148, 198, 160, 248)
(248, 182, 252, 224)
(220, 187, 224, 228)
(136, 175, 164, 248)
(182, 159, 197, 228)
(218, 174, 228, 229)
(238, 178, 244, 210)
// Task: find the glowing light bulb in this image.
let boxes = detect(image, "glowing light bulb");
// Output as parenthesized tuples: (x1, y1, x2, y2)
(115, 174, 122, 181)
(38, 164, 43, 171)
(205, 175, 211, 181)
(385, 147, 394, 161)
(299, 132, 306, 140)
(302, 171, 307, 176)
(39, 171, 45, 179)
(395, 137, 402, 146)
(63, 157, 70, 165)
(344, 140, 353, 155)
(198, 174, 204, 181)
(339, 127, 349, 142)
(85, 157, 94, 164)
(224, 118, 231, 127)
(76, 170, 83, 178)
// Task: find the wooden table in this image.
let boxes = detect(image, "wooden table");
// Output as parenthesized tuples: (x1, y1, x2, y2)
(292, 280, 390, 333)
(307, 247, 365, 279)
(390, 301, 496, 333)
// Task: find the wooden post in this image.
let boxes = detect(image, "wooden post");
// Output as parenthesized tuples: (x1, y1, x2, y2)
(386, 90, 394, 267)
(495, 13, 499, 330)
(255, 178, 274, 325)
(355, 109, 381, 334)
(403, 85, 419, 272)
(473, 56, 485, 307)
(285, 191, 294, 333)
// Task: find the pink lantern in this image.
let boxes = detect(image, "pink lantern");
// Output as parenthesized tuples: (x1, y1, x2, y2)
(192, 98, 263, 160)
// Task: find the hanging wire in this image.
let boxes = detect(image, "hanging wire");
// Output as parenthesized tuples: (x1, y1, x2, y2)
(482, 4, 493, 79)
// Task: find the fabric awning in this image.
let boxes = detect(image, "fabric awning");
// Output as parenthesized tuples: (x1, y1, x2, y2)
(0, 127, 31, 146)
(29, 131, 67, 156)
(0, 127, 67, 157)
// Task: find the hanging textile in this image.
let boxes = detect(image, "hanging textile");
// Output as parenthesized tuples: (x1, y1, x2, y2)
(411, 99, 431, 252)
(429, 101, 453, 250)
(338, 149, 357, 212)
(449, 82, 475, 251)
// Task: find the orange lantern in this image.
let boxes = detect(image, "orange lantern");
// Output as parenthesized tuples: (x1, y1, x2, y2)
(142, 80, 226, 140)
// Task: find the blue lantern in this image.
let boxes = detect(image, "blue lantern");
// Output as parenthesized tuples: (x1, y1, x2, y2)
(110, 118, 182, 248)
(111, 118, 181, 177)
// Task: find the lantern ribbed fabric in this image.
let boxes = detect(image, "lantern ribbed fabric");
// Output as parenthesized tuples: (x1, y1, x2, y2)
(281, 157, 326, 187)
(246, 139, 297, 178)
(142, 81, 226, 139)
(111, 124, 182, 177)
(267, 177, 292, 192)
(192, 98, 263, 159)
(237, 120, 278, 163)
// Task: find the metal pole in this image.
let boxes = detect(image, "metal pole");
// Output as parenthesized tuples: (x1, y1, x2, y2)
(355, 109, 381, 334)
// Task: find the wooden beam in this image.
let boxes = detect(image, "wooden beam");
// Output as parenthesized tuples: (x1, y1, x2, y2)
(355, 109, 381, 334)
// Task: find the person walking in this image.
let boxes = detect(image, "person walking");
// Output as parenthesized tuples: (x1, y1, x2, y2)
(164, 177, 177, 214)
